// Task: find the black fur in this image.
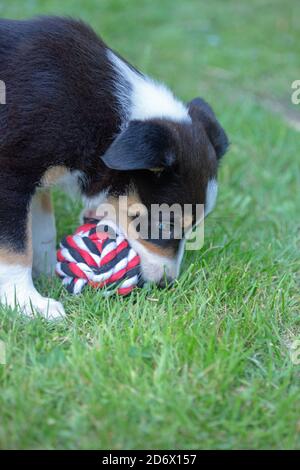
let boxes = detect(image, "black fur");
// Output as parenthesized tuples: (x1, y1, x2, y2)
(102, 120, 176, 170)
(0, 16, 121, 251)
(187, 97, 229, 160)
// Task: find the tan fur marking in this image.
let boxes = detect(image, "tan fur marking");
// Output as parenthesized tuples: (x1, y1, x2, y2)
(36, 190, 53, 214)
(42, 166, 67, 187)
(106, 192, 145, 240)
(0, 249, 30, 266)
(138, 239, 174, 258)
(0, 209, 32, 266)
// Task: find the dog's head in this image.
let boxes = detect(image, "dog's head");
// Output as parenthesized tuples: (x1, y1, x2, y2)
(87, 97, 228, 285)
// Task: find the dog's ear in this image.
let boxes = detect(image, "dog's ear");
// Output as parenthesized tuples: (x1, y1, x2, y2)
(188, 97, 229, 159)
(101, 120, 175, 171)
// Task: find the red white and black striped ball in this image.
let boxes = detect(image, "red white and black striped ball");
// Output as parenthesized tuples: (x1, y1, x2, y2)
(56, 218, 141, 296)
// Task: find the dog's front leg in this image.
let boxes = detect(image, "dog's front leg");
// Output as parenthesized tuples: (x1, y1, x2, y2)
(0, 190, 65, 320)
(32, 189, 57, 278)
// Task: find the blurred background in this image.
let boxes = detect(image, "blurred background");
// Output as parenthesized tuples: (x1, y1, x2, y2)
(1, 0, 299, 102)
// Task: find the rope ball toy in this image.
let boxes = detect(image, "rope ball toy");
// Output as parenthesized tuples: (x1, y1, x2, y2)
(56, 218, 141, 296)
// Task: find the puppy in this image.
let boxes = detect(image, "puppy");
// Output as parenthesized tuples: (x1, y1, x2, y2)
(0, 17, 228, 319)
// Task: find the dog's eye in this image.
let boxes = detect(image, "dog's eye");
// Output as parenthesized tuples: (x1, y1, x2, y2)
(128, 211, 143, 221)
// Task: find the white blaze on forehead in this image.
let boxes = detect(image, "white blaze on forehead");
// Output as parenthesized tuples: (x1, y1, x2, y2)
(205, 179, 218, 216)
(107, 50, 191, 123)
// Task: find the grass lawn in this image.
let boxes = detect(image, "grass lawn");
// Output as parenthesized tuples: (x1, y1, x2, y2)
(0, 0, 299, 449)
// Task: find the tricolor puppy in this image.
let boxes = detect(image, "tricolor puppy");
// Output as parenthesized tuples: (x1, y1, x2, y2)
(0, 17, 228, 319)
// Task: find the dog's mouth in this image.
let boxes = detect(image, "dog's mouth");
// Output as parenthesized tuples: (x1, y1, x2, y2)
(127, 236, 180, 285)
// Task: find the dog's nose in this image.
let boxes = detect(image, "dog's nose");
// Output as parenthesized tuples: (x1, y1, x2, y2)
(158, 276, 174, 288)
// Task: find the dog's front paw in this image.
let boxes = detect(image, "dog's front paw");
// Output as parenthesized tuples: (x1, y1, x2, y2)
(0, 289, 66, 320)
(30, 296, 66, 320)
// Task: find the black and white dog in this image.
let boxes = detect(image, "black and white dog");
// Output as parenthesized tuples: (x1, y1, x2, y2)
(0, 16, 228, 319)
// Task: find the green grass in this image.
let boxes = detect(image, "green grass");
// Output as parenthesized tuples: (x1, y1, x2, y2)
(0, 0, 299, 449)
